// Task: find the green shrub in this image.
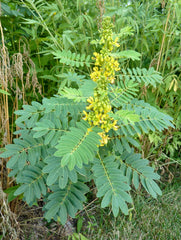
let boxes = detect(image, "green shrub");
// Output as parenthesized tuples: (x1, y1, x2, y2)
(0, 17, 174, 225)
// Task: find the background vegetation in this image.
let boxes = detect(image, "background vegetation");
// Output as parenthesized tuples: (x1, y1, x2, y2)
(0, 0, 180, 239)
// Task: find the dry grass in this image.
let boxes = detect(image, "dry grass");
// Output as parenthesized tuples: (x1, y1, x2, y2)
(0, 199, 75, 240)
(0, 183, 20, 240)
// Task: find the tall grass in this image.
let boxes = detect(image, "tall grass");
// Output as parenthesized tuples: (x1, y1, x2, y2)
(0, 3, 42, 238)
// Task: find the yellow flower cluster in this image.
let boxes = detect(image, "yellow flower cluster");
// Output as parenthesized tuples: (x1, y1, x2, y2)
(83, 17, 119, 146)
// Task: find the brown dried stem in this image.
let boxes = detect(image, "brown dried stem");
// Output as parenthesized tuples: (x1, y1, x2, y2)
(156, 8, 171, 72)
(0, 4, 11, 188)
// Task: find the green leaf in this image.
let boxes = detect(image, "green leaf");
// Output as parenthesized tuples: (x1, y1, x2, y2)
(6, 154, 19, 169)
(0, 89, 10, 95)
(101, 189, 112, 208)
(59, 203, 67, 225)
(119, 149, 162, 197)
(14, 184, 28, 196)
(111, 50, 141, 61)
(47, 168, 60, 186)
(44, 180, 88, 224)
(116, 99, 174, 136)
(77, 217, 83, 233)
(59, 87, 84, 102)
(93, 155, 131, 216)
(44, 130, 55, 145)
(52, 50, 91, 67)
(33, 130, 49, 138)
(18, 151, 27, 170)
(79, 80, 97, 98)
(45, 203, 60, 221)
(133, 171, 139, 189)
(55, 121, 101, 170)
(115, 110, 140, 123)
(120, 67, 162, 87)
(58, 168, 68, 189)
(4, 185, 20, 202)
(14, 164, 46, 204)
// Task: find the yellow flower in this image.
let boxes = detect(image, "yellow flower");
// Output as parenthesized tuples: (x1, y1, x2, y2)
(83, 17, 119, 146)
(87, 96, 94, 103)
(98, 132, 110, 145)
(114, 37, 120, 47)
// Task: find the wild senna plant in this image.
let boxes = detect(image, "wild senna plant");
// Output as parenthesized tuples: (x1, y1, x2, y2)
(0, 17, 174, 225)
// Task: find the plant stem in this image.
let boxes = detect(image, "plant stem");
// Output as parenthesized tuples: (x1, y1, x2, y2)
(156, 8, 170, 71)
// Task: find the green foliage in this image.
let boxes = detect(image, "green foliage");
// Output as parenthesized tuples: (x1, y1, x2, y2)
(1, 0, 179, 232)
(0, 66, 173, 224)
(44, 179, 89, 225)
(120, 150, 162, 198)
(119, 67, 162, 87)
(110, 0, 181, 163)
(15, 163, 47, 204)
(109, 78, 139, 107)
(109, 98, 174, 138)
(111, 50, 141, 61)
(54, 121, 101, 170)
(93, 155, 131, 216)
(52, 50, 91, 67)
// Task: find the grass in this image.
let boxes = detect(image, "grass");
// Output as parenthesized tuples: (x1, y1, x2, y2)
(80, 178, 181, 240)
(1, 175, 180, 240)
